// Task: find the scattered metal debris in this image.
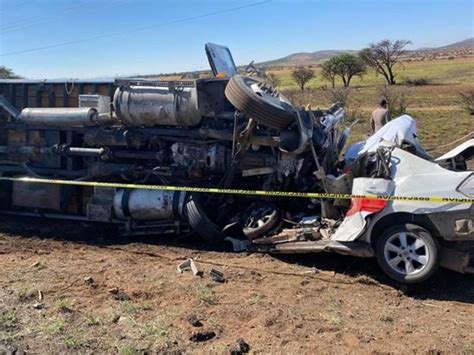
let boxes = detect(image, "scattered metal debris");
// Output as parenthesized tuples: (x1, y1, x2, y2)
(231, 338, 251, 354)
(30, 261, 41, 268)
(210, 269, 226, 283)
(108, 288, 131, 301)
(186, 314, 203, 327)
(84, 276, 95, 285)
(177, 258, 201, 276)
(302, 267, 320, 274)
(32, 302, 44, 310)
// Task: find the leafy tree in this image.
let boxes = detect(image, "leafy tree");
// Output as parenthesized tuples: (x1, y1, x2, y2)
(264, 72, 280, 88)
(322, 54, 366, 88)
(0, 66, 21, 79)
(359, 39, 411, 85)
(291, 66, 315, 92)
(321, 61, 337, 88)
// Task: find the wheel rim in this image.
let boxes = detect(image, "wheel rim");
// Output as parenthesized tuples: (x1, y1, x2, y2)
(383, 232, 430, 276)
(244, 205, 275, 230)
(245, 78, 293, 111)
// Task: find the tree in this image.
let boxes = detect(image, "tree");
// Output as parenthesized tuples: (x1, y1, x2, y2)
(322, 54, 366, 88)
(321, 61, 337, 88)
(359, 39, 411, 85)
(291, 66, 315, 92)
(264, 72, 280, 88)
(0, 66, 21, 79)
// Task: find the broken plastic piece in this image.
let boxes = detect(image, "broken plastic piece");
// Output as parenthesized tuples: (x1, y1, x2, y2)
(177, 258, 201, 276)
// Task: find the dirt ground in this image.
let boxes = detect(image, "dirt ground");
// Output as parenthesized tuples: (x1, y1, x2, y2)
(1, 217, 473, 354)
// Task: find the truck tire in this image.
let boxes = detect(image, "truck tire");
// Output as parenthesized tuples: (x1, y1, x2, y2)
(225, 75, 295, 129)
(183, 193, 224, 243)
(376, 223, 439, 284)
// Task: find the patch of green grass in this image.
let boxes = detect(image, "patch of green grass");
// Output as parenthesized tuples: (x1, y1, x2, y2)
(54, 297, 72, 313)
(119, 344, 140, 355)
(30, 261, 47, 270)
(194, 284, 217, 306)
(324, 301, 344, 328)
(62, 334, 86, 349)
(163, 307, 183, 319)
(83, 313, 101, 326)
(327, 315, 344, 327)
(380, 310, 394, 323)
(127, 317, 173, 347)
(209, 343, 229, 352)
(48, 318, 66, 335)
(0, 309, 18, 330)
(48, 318, 87, 349)
(119, 301, 152, 316)
(16, 288, 34, 303)
(248, 292, 265, 305)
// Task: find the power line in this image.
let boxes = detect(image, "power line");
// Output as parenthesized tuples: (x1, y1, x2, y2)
(0, 0, 124, 33)
(1, 0, 271, 57)
(1, 3, 87, 31)
(0, 0, 30, 12)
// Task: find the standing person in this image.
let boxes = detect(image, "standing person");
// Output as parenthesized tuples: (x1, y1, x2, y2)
(370, 99, 390, 133)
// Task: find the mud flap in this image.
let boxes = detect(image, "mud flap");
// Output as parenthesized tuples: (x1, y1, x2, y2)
(440, 247, 473, 273)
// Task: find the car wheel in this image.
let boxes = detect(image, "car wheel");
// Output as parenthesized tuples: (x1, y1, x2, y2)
(242, 202, 281, 240)
(224, 74, 295, 129)
(375, 223, 439, 284)
(183, 193, 224, 243)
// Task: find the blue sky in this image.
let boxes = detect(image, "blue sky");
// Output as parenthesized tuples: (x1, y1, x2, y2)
(0, 0, 473, 79)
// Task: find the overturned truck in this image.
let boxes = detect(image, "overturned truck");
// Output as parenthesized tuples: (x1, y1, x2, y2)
(0, 44, 473, 284)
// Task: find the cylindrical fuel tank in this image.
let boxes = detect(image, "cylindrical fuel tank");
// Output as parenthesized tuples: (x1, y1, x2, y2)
(16, 107, 104, 127)
(113, 85, 202, 127)
(113, 189, 185, 221)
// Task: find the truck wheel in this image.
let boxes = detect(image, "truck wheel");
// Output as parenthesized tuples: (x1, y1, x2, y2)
(225, 75, 295, 129)
(376, 223, 439, 284)
(183, 194, 224, 243)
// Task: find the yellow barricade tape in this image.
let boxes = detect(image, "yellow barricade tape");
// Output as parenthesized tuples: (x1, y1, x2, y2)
(0, 176, 472, 204)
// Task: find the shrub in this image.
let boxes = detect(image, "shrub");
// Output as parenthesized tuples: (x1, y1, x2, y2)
(458, 91, 474, 115)
(323, 87, 361, 122)
(377, 85, 412, 117)
(403, 77, 432, 86)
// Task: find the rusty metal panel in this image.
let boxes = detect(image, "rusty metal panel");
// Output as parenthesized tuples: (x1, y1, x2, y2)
(12, 182, 61, 210)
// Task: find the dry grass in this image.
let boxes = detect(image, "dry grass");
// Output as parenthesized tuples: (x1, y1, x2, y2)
(272, 57, 473, 152)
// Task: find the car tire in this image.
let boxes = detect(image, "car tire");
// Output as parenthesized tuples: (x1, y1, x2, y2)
(224, 74, 295, 129)
(375, 223, 439, 284)
(183, 193, 224, 243)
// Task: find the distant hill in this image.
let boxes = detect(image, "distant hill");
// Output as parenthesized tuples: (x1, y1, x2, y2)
(258, 50, 357, 67)
(257, 38, 473, 67)
(140, 38, 473, 77)
(258, 50, 357, 66)
(420, 38, 474, 51)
